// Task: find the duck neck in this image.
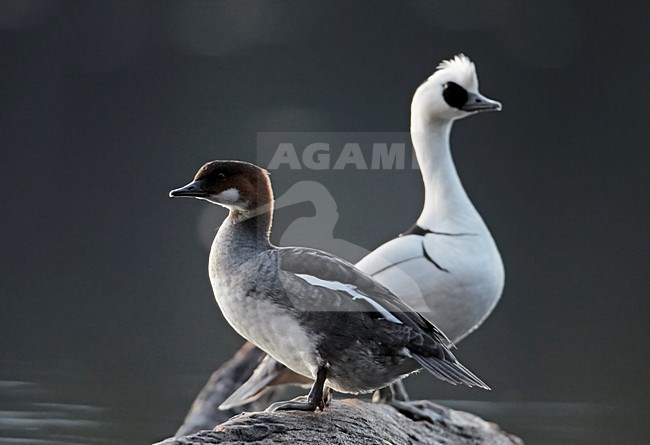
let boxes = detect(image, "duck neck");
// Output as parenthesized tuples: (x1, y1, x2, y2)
(411, 117, 484, 233)
(215, 203, 273, 260)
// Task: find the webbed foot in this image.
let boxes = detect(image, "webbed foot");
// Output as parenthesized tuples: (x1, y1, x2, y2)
(373, 381, 448, 424)
(266, 397, 322, 412)
(265, 367, 330, 412)
(386, 398, 448, 425)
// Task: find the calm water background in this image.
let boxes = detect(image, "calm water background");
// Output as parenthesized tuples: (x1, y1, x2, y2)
(0, 1, 648, 444)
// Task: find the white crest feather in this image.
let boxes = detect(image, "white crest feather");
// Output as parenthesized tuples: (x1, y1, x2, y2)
(434, 54, 478, 90)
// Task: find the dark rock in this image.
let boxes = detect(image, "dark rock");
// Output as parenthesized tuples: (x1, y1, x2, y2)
(159, 398, 523, 445)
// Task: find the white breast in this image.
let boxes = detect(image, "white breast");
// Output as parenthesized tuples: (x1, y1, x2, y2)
(208, 261, 318, 380)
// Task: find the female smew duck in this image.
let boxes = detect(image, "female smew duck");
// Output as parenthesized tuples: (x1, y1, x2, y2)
(170, 160, 488, 412)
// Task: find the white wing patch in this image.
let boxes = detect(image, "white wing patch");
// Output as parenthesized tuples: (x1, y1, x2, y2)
(294, 273, 402, 324)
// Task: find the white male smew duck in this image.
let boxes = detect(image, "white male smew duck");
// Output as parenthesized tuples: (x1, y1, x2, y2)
(170, 160, 488, 413)
(218, 55, 505, 416)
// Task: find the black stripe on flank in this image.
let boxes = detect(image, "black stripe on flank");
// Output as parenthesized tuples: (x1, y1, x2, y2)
(401, 224, 432, 236)
(421, 240, 449, 273)
(430, 230, 478, 237)
(369, 255, 421, 277)
(401, 224, 476, 237)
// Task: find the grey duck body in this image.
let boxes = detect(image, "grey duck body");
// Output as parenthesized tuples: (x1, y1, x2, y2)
(209, 218, 413, 393)
(210, 214, 481, 394)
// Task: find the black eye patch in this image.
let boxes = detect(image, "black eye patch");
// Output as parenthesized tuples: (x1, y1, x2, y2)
(443, 82, 469, 110)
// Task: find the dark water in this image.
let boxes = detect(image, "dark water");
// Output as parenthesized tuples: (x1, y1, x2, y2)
(443, 400, 641, 445)
(0, 361, 158, 444)
(0, 359, 645, 444)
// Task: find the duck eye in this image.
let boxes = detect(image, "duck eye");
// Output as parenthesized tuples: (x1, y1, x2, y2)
(216, 172, 226, 181)
(442, 81, 469, 110)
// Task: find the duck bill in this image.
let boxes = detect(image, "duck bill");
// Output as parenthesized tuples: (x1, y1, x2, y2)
(169, 180, 210, 198)
(462, 92, 502, 112)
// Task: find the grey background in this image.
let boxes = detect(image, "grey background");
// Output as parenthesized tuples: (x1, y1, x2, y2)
(0, 1, 647, 444)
